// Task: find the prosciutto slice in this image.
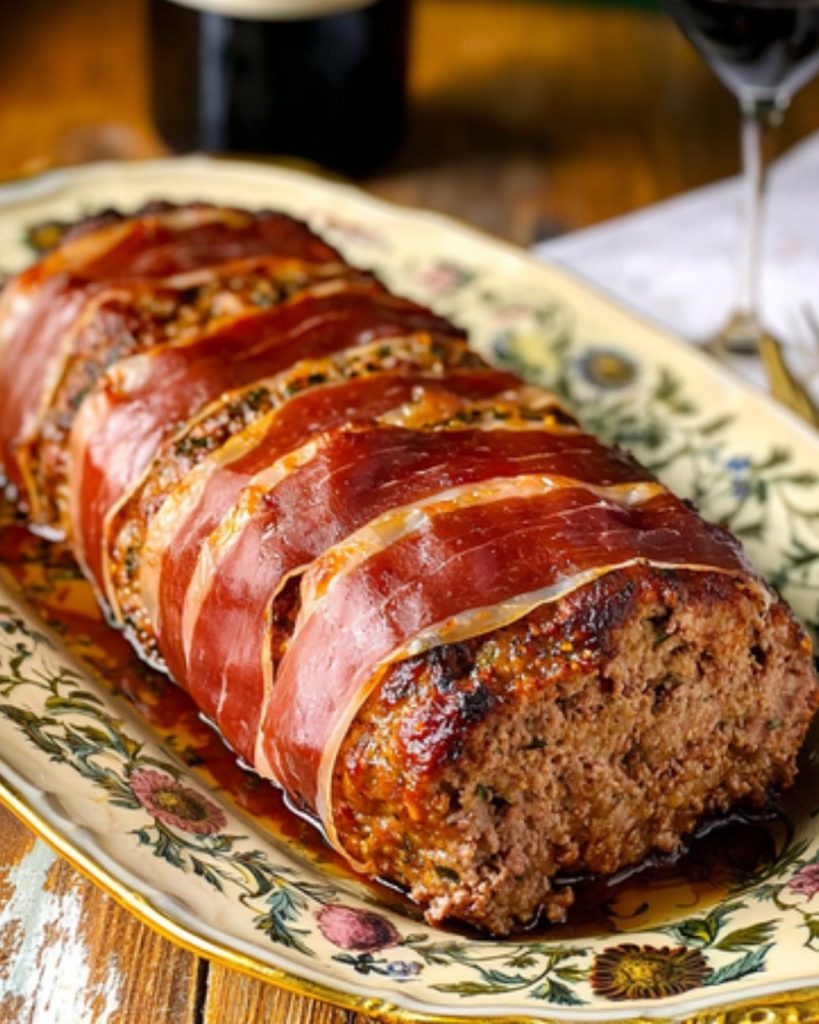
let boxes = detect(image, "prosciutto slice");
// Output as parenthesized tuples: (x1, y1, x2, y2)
(18, 256, 351, 528)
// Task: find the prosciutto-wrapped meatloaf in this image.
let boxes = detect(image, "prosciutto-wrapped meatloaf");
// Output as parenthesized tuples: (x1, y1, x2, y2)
(1, 203, 816, 934)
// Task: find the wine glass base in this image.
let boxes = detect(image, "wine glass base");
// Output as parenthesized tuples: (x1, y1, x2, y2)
(703, 310, 761, 360)
(701, 315, 819, 426)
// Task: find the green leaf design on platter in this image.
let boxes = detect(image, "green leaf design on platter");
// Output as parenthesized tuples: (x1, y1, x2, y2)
(705, 945, 772, 986)
(530, 978, 585, 1006)
(661, 902, 748, 949)
(715, 921, 778, 952)
(416, 939, 589, 1003)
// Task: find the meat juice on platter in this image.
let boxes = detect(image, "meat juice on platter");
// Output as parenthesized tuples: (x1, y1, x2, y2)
(0, 510, 790, 941)
(661, 0, 819, 104)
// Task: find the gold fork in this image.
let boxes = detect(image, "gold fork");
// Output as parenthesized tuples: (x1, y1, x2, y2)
(706, 322, 819, 430)
(757, 329, 819, 430)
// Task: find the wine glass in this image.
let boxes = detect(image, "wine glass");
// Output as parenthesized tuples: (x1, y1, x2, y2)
(660, 0, 819, 358)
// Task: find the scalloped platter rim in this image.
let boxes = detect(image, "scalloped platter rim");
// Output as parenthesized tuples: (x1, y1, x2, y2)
(1, 156, 819, 1024)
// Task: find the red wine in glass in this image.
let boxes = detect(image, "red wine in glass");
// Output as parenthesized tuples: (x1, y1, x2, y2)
(661, 0, 819, 355)
(664, 0, 819, 102)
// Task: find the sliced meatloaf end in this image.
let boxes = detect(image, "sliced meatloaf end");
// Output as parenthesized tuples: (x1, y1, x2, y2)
(333, 566, 819, 934)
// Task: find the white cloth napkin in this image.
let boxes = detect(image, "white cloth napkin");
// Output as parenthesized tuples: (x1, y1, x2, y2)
(532, 130, 819, 399)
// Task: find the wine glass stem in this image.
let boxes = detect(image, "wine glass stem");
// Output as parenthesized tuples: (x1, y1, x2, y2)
(737, 104, 766, 334)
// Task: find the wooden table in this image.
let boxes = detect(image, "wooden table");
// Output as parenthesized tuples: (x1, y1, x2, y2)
(1, 2, 819, 1021)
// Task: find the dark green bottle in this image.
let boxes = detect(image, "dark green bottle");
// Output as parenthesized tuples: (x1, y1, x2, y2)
(149, 0, 411, 176)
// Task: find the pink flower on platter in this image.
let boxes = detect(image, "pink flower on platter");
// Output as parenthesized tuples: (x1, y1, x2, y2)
(316, 904, 401, 952)
(495, 303, 532, 324)
(417, 262, 471, 297)
(789, 864, 819, 899)
(129, 769, 227, 835)
(323, 217, 383, 248)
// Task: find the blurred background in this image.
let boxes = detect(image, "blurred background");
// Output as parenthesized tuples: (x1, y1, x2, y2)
(3, 0, 819, 248)
(2, 5, 819, 1021)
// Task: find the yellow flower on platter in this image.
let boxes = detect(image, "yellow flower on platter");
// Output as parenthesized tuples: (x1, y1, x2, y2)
(578, 348, 639, 390)
(591, 943, 709, 1001)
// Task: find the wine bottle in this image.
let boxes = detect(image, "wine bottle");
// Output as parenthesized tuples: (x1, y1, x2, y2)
(148, 0, 411, 176)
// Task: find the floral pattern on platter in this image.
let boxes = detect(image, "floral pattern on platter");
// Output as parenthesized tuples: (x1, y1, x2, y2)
(1, 165, 819, 1021)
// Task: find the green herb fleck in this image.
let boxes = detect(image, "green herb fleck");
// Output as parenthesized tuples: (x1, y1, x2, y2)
(434, 865, 459, 883)
(523, 737, 547, 750)
(124, 547, 139, 575)
(652, 625, 673, 647)
(244, 387, 269, 410)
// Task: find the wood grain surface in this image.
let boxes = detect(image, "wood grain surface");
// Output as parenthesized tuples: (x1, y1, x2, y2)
(1, 1, 819, 1022)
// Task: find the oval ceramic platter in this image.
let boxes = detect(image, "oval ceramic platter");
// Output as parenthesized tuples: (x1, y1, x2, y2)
(0, 157, 818, 1024)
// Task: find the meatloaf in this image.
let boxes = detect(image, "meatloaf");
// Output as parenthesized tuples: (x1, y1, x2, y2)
(0, 202, 815, 935)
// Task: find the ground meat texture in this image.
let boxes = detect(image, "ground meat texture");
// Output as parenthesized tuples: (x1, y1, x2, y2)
(333, 566, 818, 934)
